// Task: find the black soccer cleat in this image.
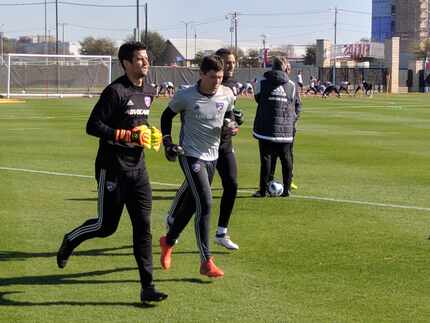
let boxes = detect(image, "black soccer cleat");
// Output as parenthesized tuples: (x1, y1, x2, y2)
(56, 236, 73, 269)
(140, 286, 168, 303)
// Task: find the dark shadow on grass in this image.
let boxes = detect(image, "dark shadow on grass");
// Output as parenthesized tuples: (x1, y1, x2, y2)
(0, 245, 228, 262)
(0, 245, 134, 262)
(66, 195, 180, 201)
(0, 291, 158, 308)
(0, 267, 211, 288)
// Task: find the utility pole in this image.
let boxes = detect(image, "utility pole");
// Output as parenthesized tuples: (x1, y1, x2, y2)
(194, 27, 197, 59)
(234, 12, 238, 59)
(45, 0, 48, 54)
(181, 21, 193, 66)
(136, 0, 140, 41)
(261, 34, 267, 68)
(61, 23, 66, 55)
(144, 2, 148, 46)
(55, 0, 59, 54)
(333, 7, 338, 85)
(0, 26, 4, 65)
(226, 12, 239, 58)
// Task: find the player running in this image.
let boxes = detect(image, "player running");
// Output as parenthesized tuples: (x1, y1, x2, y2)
(159, 55, 237, 278)
(56, 41, 167, 304)
(165, 48, 243, 250)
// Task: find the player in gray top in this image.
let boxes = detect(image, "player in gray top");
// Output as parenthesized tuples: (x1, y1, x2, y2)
(159, 55, 237, 278)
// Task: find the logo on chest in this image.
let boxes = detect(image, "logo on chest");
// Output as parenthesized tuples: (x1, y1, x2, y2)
(215, 102, 225, 111)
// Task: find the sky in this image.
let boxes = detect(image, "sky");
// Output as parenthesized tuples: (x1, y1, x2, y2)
(0, 0, 372, 50)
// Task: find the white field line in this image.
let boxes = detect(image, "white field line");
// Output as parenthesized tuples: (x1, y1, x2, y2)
(1, 166, 430, 212)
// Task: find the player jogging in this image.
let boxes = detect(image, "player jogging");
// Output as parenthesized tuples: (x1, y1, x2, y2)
(56, 41, 167, 304)
(159, 55, 237, 278)
(165, 48, 243, 250)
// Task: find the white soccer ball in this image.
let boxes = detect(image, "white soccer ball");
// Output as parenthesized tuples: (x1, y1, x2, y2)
(268, 180, 284, 197)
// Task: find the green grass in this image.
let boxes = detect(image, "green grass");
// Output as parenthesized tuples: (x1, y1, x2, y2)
(1, 93, 430, 322)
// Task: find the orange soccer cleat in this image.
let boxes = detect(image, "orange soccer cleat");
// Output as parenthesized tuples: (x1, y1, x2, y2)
(160, 236, 173, 270)
(200, 257, 224, 278)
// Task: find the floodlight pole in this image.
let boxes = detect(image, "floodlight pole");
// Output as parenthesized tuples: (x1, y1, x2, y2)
(55, 0, 59, 55)
(261, 34, 267, 68)
(181, 21, 193, 66)
(144, 2, 148, 46)
(234, 12, 238, 59)
(136, 0, 140, 41)
(45, 0, 48, 54)
(332, 7, 338, 85)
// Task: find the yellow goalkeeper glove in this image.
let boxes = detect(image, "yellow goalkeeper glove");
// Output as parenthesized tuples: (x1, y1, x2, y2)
(150, 126, 162, 152)
(131, 125, 152, 149)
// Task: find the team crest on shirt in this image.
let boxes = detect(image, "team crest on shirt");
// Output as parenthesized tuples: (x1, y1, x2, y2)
(191, 162, 201, 173)
(215, 102, 224, 110)
(144, 96, 152, 107)
(106, 181, 117, 192)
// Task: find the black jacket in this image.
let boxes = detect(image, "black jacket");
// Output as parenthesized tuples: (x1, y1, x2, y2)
(253, 70, 301, 143)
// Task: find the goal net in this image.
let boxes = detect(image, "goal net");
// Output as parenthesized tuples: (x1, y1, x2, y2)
(1, 53, 111, 98)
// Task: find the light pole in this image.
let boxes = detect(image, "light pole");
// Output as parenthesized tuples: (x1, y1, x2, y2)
(45, 0, 48, 54)
(0, 24, 4, 65)
(181, 21, 194, 66)
(332, 7, 338, 85)
(261, 34, 267, 68)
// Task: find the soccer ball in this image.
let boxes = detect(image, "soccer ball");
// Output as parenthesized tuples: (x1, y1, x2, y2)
(267, 180, 284, 197)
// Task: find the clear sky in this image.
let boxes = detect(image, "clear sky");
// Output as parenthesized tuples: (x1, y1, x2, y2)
(0, 0, 372, 49)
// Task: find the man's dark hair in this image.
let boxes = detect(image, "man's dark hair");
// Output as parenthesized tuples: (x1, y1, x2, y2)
(118, 41, 147, 69)
(214, 48, 235, 58)
(200, 55, 224, 74)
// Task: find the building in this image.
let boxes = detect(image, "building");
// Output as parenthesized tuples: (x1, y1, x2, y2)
(372, 0, 430, 67)
(371, 0, 395, 43)
(394, 0, 429, 53)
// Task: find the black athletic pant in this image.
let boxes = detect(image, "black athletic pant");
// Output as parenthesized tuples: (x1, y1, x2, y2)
(65, 166, 154, 288)
(216, 151, 238, 228)
(166, 156, 217, 261)
(168, 151, 238, 231)
(269, 140, 295, 182)
(339, 86, 350, 95)
(258, 140, 293, 194)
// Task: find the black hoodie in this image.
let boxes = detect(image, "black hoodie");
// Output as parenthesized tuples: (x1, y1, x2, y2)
(253, 70, 301, 143)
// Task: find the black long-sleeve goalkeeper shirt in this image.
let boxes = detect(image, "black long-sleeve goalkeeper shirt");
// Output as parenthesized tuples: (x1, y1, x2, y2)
(86, 75, 156, 172)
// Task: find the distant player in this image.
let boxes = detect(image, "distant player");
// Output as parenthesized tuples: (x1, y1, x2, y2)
(354, 80, 373, 96)
(322, 84, 340, 98)
(160, 81, 175, 97)
(305, 76, 318, 95)
(297, 70, 303, 93)
(339, 80, 351, 95)
(244, 81, 254, 96)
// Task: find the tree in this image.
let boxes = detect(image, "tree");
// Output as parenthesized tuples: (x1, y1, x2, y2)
(414, 39, 430, 60)
(80, 37, 117, 56)
(304, 46, 316, 65)
(239, 48, 260, 67)
(139, 31, 166, 64)
(1, 37, 16, 55)
(192, 50, 206, 66)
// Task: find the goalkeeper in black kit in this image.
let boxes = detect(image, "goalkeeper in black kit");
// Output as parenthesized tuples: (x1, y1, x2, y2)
(56, 42, 167, 304)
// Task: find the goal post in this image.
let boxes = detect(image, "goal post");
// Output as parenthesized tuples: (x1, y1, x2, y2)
(3, 53, 112, 98)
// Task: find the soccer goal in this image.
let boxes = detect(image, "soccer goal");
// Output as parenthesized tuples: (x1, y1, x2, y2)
(1, 53, 112, 98)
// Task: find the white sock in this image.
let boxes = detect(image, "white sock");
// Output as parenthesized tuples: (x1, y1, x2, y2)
(216, 227, 227, 236)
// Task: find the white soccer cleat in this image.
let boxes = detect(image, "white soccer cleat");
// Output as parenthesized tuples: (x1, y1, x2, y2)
(214, 235, 239, 250)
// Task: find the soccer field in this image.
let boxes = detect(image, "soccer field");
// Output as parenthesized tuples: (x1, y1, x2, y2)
(1, 94, 430, 322)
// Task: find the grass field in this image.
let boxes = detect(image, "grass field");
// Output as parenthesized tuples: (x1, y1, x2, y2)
(1, 93, 430, 322)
